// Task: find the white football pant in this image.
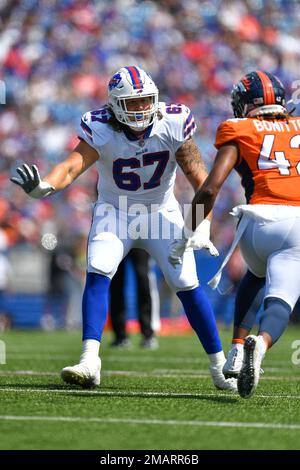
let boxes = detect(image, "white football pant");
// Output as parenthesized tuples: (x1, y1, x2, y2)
(87, 201, 199, 292)
(239, 217, 300, 310)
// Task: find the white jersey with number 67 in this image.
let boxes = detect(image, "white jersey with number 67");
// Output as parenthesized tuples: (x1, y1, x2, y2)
(78, 102, 196, 209)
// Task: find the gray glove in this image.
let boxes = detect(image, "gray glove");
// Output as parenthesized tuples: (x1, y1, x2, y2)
(11, 164, 54, 198)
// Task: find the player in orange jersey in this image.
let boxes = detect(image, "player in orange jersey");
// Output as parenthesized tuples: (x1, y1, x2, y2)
(172, 71, 300, 398)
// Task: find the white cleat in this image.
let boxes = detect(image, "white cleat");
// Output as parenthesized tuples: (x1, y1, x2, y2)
(209, 363, 238, 392)
(61, 357, 101, 389)
(223, 344, 244, 378)
(237, 335, 265, 398)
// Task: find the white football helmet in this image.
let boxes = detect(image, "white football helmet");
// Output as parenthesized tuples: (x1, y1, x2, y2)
(108, 66, 159, 131)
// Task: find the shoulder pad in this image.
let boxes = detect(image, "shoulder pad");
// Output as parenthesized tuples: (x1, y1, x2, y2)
(79, 107, 112, 145)
(157, 102, 196, 145)
(225, 118, 248, 124)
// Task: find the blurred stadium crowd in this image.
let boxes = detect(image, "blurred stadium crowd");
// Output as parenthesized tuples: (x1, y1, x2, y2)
(1, 0, 300, 329)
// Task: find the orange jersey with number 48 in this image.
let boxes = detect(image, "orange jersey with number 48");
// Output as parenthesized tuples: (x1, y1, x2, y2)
(215, 117, 300, 205)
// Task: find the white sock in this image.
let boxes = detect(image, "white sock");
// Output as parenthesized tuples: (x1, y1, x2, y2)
(80, 339, 100, 363)
(232, 343, 244, 353)
(257, 335, 267, 356)
(208, 350, 225, 366)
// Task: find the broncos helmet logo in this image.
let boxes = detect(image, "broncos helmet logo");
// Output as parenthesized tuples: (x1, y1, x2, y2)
(241, 77, 252, 91)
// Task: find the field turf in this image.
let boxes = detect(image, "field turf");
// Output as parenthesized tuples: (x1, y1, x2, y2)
(0, 327, 299, 450)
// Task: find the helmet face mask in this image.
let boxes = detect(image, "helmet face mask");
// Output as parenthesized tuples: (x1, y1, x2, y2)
(231, 71, 286, 118)
(108, 66, 159, 131)
(231, 82, 249, 118)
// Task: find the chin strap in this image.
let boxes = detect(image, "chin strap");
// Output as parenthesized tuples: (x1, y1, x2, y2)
(247, 105, 287, 117)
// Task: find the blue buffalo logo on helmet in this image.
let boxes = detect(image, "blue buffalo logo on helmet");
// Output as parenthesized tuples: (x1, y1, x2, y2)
(108, 73, 122, 91)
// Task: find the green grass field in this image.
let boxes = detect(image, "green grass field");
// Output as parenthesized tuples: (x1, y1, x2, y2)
(0, 327, 299, 450)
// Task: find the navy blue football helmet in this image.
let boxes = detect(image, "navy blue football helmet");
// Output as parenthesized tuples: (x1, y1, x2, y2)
(231, 71, 286, 118)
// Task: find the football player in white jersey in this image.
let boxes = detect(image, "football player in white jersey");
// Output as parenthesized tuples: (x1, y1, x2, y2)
(11, 66, 236, 391)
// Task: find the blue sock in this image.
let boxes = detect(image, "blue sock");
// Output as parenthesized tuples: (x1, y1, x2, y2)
(234, 270, 265, 330)
(260, 297, 291, 344)
(177, 286, 222, 354)
(82, 272, 111, 341)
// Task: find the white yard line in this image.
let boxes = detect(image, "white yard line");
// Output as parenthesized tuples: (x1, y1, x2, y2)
(0, 386, 238, 398)
(0, 386, 300, 400)
(0, 369, 298, 381)
(0, 370, 58, 376)
(5, 354, 299, 371)
(4, 354, 207, 364)
(0, 414, 299, 430)
(0, 369, 211, 377)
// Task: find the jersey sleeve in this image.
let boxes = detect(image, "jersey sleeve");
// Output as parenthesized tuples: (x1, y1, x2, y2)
(77, 108, 111, 150)
(162, 103, 197, 152)
(215, 120, 240, 149)
(181, 104, 197, 142)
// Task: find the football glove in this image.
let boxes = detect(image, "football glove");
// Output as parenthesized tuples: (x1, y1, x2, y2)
(11, 164, 55, 199)
(168, 219, 219, 268)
